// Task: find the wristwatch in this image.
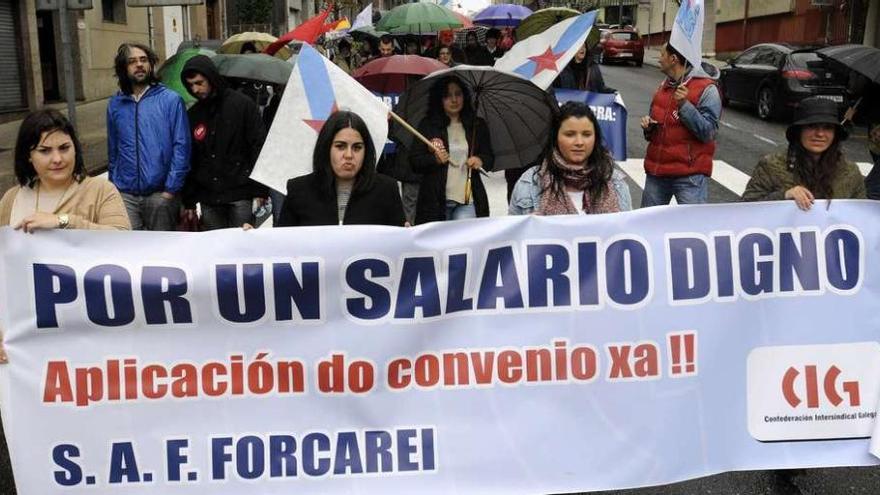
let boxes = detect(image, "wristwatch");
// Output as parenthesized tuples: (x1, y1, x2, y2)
(57, 214, 70, 229)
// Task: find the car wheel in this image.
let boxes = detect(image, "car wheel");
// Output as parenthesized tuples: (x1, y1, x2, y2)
(757, 87, 776, 120)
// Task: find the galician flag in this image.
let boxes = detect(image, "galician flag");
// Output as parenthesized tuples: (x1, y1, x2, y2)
(669, 0, 705, 74)
(494, 11, 597, 91)
(251, 44, 389, 194)
(351, 3, 373, 30)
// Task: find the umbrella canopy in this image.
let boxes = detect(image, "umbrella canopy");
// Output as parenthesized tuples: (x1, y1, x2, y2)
(817, 44, 880, 84)
(516, 7, 580, 42)
(354, 54, 448, 93)
(211, 53, 293, 85)
(473, 4, 533, 27)
(454, 26, 488, 47)
(393, 66, 558, 171)
(452, 11, 473, 28)
(375, 2, 463, 34)
(350, 25, 388, 41)
(219, 32, 291, 59)
(158, 47, 216, 106)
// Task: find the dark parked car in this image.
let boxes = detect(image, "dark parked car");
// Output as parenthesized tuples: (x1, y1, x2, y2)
(719, 43, 848, 120)
(597, 29, 644, 67)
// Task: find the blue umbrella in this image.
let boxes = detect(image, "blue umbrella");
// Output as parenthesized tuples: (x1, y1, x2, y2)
(473, 4, 533, 27)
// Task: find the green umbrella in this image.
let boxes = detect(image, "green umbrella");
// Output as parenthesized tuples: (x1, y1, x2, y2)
(516, 7, 580, 42)
(158, 47, 215, 107)
(211, 53, 293, 85)
(350, 25, 388, 42)
(375, 2, 462, 34)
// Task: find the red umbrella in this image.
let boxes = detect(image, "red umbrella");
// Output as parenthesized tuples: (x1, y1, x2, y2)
(354, 55, 449, 94)
(264, 6, 332, 56)
(452, 11, 473, 29)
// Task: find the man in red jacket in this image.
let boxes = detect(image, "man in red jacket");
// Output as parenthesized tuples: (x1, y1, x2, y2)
(640, 42, 721, 206)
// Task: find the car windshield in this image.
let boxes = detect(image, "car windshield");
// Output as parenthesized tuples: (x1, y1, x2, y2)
(611, 32, 638, 41)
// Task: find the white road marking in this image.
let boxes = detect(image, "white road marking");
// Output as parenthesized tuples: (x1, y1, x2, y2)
(752, 134, 777, 146)
(719, 121, 739, 130)
(711, 160, 752, 196)
(856, 162, 873, 177)
(616, 159, 750, 197)
(618, 159, 647, 189)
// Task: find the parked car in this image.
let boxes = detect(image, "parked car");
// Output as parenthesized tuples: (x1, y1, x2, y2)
(719, 43, 848, 120)
(597, 29, 644, 67)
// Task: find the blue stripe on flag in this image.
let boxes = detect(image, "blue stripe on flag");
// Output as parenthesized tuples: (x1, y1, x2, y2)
(513, 11, 598, 78)
(298, 45, 336, 120)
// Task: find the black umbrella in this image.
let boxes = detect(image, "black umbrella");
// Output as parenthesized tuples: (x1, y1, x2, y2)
(393, 65, 558, 171)
(817, 44, 880, 83)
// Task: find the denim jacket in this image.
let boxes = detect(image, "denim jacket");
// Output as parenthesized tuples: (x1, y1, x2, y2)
(508, 165, 633, 215)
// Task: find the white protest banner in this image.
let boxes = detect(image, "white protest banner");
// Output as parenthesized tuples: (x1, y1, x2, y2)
(1, 201, 879, 494)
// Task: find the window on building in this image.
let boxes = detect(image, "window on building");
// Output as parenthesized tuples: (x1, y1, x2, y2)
(102, 0, 126, 23)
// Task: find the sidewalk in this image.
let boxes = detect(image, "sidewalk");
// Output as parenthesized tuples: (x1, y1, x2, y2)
(0, 98, 111, 191)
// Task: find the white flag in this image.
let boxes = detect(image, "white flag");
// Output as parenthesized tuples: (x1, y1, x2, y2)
(251, 44, 389, 194)
(494, 11, 597, 91)
(669, 0, 705, 74)
(351, 3, 373, 30)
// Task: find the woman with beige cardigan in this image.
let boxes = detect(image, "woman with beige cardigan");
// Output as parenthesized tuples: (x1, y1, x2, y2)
(0, 110, 130, 489)
(0, 109, 130, 232)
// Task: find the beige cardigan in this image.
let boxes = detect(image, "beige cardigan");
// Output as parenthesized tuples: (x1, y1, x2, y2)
(0, 176, 131, 230)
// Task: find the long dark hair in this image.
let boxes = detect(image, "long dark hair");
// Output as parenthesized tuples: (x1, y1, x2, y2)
(312, 111, 377, 198)
(541, 101, 615, 207)
(787, 127, 845, 200)
(427, 76, 474, 127)
(14, 109, 87, 188)
(114, 43, 159, 95)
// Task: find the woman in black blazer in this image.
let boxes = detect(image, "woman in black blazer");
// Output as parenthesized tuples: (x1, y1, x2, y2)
(278, 111, 405, 227)
(409, 76, 495, 224)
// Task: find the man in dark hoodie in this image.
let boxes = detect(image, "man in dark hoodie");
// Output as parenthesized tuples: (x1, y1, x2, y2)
(180, 55, 268, 230)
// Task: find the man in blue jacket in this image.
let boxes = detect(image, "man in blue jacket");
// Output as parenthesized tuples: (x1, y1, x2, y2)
(107, 43, 191, 231)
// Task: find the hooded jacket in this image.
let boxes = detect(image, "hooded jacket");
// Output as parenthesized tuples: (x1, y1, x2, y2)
(644, 64, 721, 178)
(106, 83, 191, 196)
(181, 55, 267, 208)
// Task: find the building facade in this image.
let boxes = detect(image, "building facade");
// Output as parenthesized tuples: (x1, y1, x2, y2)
(1, 0, 237, 118)
(636, 0, 876, 58)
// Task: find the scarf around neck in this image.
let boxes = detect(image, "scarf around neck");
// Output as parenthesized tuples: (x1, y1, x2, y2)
(537, 149, 620, 216)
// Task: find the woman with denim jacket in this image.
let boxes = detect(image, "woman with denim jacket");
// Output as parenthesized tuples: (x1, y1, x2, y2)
(509, 102, 631, 215)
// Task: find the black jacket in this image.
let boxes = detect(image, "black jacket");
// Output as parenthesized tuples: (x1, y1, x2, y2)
(486, 46, 506, 63)
(552, 60, 615, 93)
(277, 173, 405, 227)
(464, 45, 493, 66)
(410, 116, 494, 224)
(181, 55, 267, 208)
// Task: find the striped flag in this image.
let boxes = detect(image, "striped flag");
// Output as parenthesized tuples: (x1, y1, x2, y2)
(251, 44, 390, 194)
(494, 11, 597, 91)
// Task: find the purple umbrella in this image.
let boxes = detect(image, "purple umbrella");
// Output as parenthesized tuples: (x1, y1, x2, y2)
(473, 4, 533, 28)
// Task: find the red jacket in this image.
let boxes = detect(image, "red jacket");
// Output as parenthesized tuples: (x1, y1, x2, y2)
(644, 77, 716, 178)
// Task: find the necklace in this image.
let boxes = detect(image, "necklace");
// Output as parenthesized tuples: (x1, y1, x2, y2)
(35, 180, 72, 213)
